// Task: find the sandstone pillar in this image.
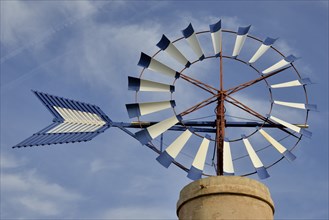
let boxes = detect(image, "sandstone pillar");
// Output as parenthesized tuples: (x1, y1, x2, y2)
(177, 176, 274, 219)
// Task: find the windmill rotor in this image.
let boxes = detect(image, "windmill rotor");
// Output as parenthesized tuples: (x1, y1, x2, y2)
(13, 19, 316, 181)
(126, 19, 315, 179)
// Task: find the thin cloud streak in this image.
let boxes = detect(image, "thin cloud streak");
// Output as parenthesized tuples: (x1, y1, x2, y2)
(1, 1, 327, 219)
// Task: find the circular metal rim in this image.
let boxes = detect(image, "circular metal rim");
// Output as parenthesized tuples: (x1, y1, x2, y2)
(133, 28, 309, 177)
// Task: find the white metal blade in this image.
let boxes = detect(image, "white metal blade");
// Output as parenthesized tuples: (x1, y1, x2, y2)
(270, 80, 302, 88)
(128, 76, 174, 92)
(249, 44, 270, 63)
(232, 25, 251, 57)
(166, 44, 190, 67)
(249, 37, 277, 63)
(157, 35, 190, 67)
(262, 55, 297, 74)
(269, 115, 301, 133)
(126, 100, 175, 118)
(242, 136, 270, 179)
(259, 129, 286, 153)
(138, 52, 179, 78)
(156, 129, 193, 168)
(191, 135, 211, 171)
(242, 137, 264, 168)
(135, 115, 181, 145)
(149, 58, 179, 78)
(259, 128, 296, 161)
(166, 129, 193, 159)
(210, 20, 222, 56)
(270, 78, 311, 88)
(223, 139, 234, 175)
(232, 35, 247, 57)
(147, 115, 181, 139)
(269, 115, 312, 138)
(187, 135, 211, 180)
(182, 23, 204, 60)
(274, 100, 306, 109)
(140, 80, 173, 92)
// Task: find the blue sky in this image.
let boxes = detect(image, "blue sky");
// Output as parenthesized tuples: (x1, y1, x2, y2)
(1, 1, 328, 219)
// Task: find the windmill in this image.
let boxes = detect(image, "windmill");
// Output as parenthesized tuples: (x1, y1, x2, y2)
(13, 19, 315, 183)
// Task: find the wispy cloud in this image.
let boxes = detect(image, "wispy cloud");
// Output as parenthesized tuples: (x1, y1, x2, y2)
(1, 153, 83, 218)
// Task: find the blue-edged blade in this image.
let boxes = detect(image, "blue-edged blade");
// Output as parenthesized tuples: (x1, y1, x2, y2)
(232, 25, 251, 58)
(187, 135, 211, 180)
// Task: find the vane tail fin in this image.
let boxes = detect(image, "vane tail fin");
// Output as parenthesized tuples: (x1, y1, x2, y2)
(13, 91, 111, 148)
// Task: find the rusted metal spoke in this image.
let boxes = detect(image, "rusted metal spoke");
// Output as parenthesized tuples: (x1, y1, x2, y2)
(226, 66, 291, 95)
(225, 95, 299, 138)
(180, 73, 219, 95)
(180, 95, 218, 116)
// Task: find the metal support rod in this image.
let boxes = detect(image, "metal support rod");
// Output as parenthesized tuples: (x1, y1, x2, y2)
(226, 66, 291, 95)
(113, 121, 308, 129)
(160, 133, 163, 152)
(216, 44, 225, 176)
(180, 95, 218, 116)
(180, 74, 218, 95)
(225, 95, 300, 138)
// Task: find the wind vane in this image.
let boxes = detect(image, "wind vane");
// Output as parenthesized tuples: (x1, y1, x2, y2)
(13, 20, 315, 180)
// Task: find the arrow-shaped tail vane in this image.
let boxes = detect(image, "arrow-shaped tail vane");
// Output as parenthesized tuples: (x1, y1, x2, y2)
(13, 91, 111, 148)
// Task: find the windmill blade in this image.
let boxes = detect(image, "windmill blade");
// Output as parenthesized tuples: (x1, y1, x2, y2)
(13, 91, 110, 148)
(209, 19, 222, 57)
(273, 100, 317, 111)
(156, 129, 193, 168)
(126, 100, 176, 118)
(156, 34, 191, 68)
(268, 115, 312, 138)
(259, 128, 296, 161)
(187, 135, 211, 180)
(262, 55, 298, 74)
(223, 139, 235, 175)
(242, 135, 270, 179)
(128, 76, 175, 92)
(249, 37, 277, 63)
(135, 115, 182, 145)
(182, 23, 205, 61)
(270, 78, 312, 88)
(138, 52, 180, 78)
(232, 25, 251, 58)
